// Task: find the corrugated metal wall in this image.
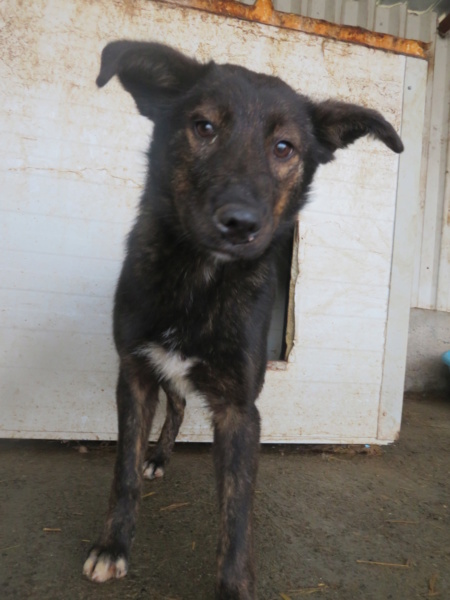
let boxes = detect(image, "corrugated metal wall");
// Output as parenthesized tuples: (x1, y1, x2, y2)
(270, 0, 450, 312)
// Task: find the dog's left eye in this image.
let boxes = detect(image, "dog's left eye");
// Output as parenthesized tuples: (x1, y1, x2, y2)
(273, 141, 295, 160)
(194, 120, 216, 140)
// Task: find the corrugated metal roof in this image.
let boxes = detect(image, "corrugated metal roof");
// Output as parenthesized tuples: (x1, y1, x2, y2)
(378, 0, 450, 17)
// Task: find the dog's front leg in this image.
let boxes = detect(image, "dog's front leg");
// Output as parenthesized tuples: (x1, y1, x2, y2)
(143, 385, 186, 480)
(213, 402, 261, 600)
(83, 361, 158, 582)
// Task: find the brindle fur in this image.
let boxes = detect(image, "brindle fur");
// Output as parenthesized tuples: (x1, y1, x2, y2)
(83, 41, 403, 599)
(143, 384, 186, 478)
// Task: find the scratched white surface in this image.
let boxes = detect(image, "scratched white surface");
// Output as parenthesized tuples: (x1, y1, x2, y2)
(0, 0, 422, 442)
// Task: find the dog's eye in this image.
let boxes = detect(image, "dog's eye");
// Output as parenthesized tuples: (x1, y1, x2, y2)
(273, 140, 294, 160)
(194, 120, 216, 140)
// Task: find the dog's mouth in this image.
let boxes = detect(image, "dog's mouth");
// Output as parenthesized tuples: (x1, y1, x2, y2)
(205, 226, 273, 262)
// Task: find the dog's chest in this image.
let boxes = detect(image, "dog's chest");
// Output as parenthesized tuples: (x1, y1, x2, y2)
(136, 341, 200, 398)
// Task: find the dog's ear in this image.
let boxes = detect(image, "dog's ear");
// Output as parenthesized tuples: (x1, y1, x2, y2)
(96, 41, 210, 119)
(309, 100, 404, 164)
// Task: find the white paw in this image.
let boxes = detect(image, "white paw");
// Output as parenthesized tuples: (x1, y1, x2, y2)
(83, 548, 128, 583)
(143, 461, 165, 480)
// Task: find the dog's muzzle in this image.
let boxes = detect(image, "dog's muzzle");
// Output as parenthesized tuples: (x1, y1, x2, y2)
(213, 204, 261, 245)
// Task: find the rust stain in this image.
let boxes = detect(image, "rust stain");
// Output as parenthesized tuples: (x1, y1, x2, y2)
(157, 0, 429, 59)
(122, 0, 142, 18)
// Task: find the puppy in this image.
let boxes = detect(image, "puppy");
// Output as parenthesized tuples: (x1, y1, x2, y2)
(83, 41, 403, 599)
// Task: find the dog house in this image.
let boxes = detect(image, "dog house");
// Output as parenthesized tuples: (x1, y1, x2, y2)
(0, 0, 428, 443)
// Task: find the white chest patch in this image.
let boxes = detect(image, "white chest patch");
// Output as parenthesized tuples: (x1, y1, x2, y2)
(136, 343, 199, 399)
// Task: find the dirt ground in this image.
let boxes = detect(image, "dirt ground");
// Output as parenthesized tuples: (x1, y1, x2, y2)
(1, 393, 449, 600)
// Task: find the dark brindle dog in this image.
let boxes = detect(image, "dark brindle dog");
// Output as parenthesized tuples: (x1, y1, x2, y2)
(83, 41, 403, 599)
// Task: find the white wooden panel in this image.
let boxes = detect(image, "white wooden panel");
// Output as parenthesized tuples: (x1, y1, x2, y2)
(298, 244, 392, 286)
(0, 0, 420, 443)
(416, 35, 450, 309)
(410, 35, 436, 309)
(1, 250, 117, 298)
(279, 347, 383, 384)
(294, 280, 388, 319)
(258, 377, 381, 441)
(378, 56, 428, 440)
(437, 129, 450, 311)
(300, 211, 395, 254)
(295, 313, 387, 352)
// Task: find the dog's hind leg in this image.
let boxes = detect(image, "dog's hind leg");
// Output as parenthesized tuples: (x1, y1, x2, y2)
(143, 385, 185, 480)
(83, 359, 158, 583)
(213, 402, 261, 600)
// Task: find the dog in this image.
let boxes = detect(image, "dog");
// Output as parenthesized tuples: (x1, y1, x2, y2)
(82, 40, 403, 599)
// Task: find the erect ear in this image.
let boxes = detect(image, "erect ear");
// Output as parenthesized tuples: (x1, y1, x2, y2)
(96, 40, 211, 119)
(309, 100, 404, 164)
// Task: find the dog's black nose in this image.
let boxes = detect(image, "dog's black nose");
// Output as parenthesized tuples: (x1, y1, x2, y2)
(214, 205, 261, 244)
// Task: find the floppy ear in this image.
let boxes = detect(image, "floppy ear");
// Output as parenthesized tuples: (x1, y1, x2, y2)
(310, 100, 404, 164)
(96, 41, 211, 119)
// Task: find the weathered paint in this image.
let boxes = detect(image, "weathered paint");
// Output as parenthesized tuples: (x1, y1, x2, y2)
(160, 0, 430, 58)
(0, 0, 425, 443)
(378, 56, 428, 440)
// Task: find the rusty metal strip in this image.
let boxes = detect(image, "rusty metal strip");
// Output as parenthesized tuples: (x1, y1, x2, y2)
(157, 0, 429, 59)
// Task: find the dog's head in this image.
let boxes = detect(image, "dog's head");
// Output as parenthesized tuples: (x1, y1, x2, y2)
(97, 41, 403, 261)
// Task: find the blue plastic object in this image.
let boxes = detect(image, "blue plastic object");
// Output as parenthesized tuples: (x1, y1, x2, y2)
(442, 350, 450, 370)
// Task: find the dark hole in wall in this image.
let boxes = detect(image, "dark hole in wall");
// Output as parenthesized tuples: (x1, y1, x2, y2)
(267, 229, 294, 361)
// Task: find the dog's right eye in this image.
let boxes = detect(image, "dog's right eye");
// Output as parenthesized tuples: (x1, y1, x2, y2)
(273, 140, 295, 160)
(194, 120, 216, 140)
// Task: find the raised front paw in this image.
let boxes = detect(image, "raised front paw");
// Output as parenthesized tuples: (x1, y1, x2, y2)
(83, 546, 128, 583)
(143, 458, 165, 480)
